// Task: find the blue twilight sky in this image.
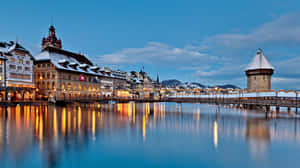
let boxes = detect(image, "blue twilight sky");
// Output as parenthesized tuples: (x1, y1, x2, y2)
(1, 0, 300, 89)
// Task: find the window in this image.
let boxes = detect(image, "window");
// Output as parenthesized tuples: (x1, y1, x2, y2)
(0, 67, 2, 73)
(17, 66, 22, 70)
(68, 83, 72, 91)
(24, 75, 30, 80)
(26, 61, 30, 65)
(37, 82, 40, 88)
(37, 64, 40, 68)
(78, 84, 82, 91)
(10, 58, 15, 62)
(0, 76, 2, 80)
(25, 67, 30, 71)
(0, 60, 2, 65)
(62, 83, 65, 90)
(17, 74, 23, 79)
(47, 73, 50, 79)
(52, 74, 56, 79)
(10, 73, 17, 78)
(47, 82, 50, 89)
(9, 65, 16, 69)
(52, 82, 56, 89)
(18, 59, 23, 64)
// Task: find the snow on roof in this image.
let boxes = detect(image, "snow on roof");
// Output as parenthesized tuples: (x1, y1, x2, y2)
(35, 50, 126, 80)
(246, 49, 274, 71)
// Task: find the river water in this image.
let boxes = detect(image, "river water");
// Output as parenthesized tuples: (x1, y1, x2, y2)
(0, 102, 299, 168)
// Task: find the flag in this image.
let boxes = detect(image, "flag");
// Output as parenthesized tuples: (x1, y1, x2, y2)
(79, 74, 86, 81)
(93, 77, 98, 83)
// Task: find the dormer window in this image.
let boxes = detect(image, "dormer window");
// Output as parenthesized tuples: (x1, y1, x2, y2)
(58, 59, 69, 67)
(90, 66, 99, 73)
(79, 64, 89, 71)
(69, 62, 78, 70)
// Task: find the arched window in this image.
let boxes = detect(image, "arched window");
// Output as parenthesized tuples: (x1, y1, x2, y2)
(78, 84, 82, 91)
(88, 85, 91, 91)
(47, 82, 50, 89)
(83, 85, 87, 91)
(52, 82, 56, 89)
(73, 84, 77, 91)
(67, 83, 72, 91)
(62, 83, 65, 91)
(37, 81, 40, 88)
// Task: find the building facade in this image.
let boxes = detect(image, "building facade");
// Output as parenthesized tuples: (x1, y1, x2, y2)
(35, 25, 126, 101)
(245, 49, 274, 91)
(0, 41, 35, 100)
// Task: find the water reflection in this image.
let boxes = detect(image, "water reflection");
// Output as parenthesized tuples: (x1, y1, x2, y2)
(0, 103, 299, 168)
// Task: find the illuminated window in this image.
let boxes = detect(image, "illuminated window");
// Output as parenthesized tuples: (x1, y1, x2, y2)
(10, 58, 15, 62)
(0, 76, 2, 80)
(17, 74, 23, 79)
(0, 60, 2, 64)
(73, 84, 77, 91)
(88, 85, 91, 91)
(47, 82, 50, 89)
(9, 73, 17, 78)
(52, 74, 56, 79)
(62, 83, 65, 90)
(18, 59, 23, 64)
(52, 82, 56, 89)
(78, 84, 82, 91)
(24, 75, 30, 80)
(83, 85, 87, 91)
(26, 61, 30, 65)
(68, 83, 71, 91)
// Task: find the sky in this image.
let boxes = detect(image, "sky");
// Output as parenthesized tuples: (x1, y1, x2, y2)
(1, 0, 300, 89)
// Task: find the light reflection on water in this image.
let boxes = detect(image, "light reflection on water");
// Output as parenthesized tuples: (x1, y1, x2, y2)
(0, 102, 300, 168)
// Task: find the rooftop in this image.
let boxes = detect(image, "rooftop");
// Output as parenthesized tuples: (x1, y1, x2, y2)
(246, 49, 274, 71)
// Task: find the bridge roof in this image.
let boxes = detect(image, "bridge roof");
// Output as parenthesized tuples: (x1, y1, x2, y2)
(246, 49, 274, 71)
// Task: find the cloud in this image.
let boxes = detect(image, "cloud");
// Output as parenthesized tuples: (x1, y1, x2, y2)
(202, 13, 300, 53)
(95, 42, 220, 68)
(95, 13, 300, 89)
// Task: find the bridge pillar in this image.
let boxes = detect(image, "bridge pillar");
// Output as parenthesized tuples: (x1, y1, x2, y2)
(276, 106, 280, 113)
(287, 107, 291, 113)
(265, 105, 270, 113)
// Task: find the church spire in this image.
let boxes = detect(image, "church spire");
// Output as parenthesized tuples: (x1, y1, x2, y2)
(42, 25, 62, 50)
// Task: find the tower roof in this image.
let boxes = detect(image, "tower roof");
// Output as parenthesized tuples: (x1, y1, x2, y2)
(246, 49, 274, 71)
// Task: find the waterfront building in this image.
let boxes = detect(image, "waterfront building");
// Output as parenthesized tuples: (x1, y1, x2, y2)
(245, 49, 274, 91)
(0, 55, 6, 88)
(0, 41, 35, 100)
(127, 70, 160, 98)
(35, 25, 126, 101)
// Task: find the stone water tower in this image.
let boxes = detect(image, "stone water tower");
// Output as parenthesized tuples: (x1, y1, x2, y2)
(245, 49, 274, 91)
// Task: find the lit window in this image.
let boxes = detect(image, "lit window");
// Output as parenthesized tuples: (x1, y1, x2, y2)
(10, 58, 15, 62)
(18, 59, 23, 64)
(26, 61, 30, 65)
(0, 76, 2, 80)
(62, 83, 65, 90)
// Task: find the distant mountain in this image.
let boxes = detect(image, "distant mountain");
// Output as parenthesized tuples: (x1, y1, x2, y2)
(161, 79, 239, 89)
(162, 79, 181, 87)
(178, 82, 205, 89)
(215, 84, 240, 89)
